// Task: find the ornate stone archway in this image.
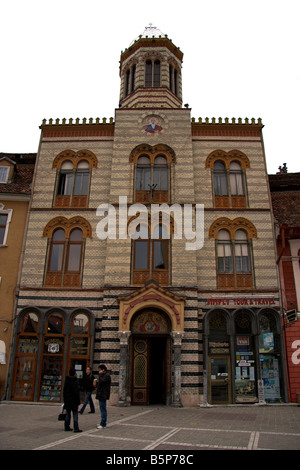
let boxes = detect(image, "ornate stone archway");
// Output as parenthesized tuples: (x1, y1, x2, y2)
(117, 282, 185, 406)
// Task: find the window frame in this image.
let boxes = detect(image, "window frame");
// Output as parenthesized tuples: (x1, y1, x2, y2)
(0, 166, 10, 183)
(215, 227, 254, 290)
(213, 159, 246, 208)
(206, 151, 250, 209)
(135, 154, 170, 203)
(145, 59, 161, 87)
(0, 209, 12, 246)
(55, 160, 90, 208)
(52, 150, 98, 209)
(45, 227, 85, 288)
(132, 222, 170, 286)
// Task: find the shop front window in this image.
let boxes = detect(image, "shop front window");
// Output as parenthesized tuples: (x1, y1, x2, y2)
(12, 312, 39, 401)
(259, 310, 283, 403)
(208, 311, 231, 404)
(39, 313, 64, 402)
(234, 311, 257, 403)
(67, 313, 91, 390)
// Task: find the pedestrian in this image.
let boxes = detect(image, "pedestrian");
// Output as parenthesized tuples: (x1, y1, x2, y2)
(79, 366, 95, 414)
(94, 364, 111, 429)
(63, 367, 82, 432)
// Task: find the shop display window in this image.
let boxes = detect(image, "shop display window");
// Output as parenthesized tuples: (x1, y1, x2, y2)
(12, 312, 39, 401)
(39, 313, 64, 402)
(39, 356, 63, 401)
(208, 311, 231, 404)
(67, 314, 91, 392)
(259, 311, 283, 402)
(234, 311, 257, 403)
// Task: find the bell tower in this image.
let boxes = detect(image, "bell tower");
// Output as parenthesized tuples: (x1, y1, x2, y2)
(119, 25, 183, 109)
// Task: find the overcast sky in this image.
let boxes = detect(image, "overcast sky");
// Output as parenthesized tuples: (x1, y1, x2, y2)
(1, 0, 299, 174)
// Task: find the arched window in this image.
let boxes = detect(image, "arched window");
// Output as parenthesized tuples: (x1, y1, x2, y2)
(46, 227, 84, 287)
(46, 312, 64, 334)
(207, 150, 248, 208)
(135, 154, 170, 203)
(216, 227, 253, 289)
(49, 229, 65, 272)
(53, 150, 97, 208)
(66, 229, 83, 273)
(153, 60, 160, 86)
(39, 312, 65, 402)
(153, 156, 168, 191)
(169, 64, 179, 96)
(57, 160, 73, 196)
(234, 230, 250, 273)
(214, 161, 228, 196)
(145, 59, 160, 87)
(136, 156, 151, 191)
(133, 223, 169, 286)
(12, 312, 40, 401)
(56, 160, 89, 207)
(217, 230, 232, 274)
(230, 161, 244, 196)
(125, 64, 136, 97)
(67, 313, 91, 384)
(73, 160, 89, 196)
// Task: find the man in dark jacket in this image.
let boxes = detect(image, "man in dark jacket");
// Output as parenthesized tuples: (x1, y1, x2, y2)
(95, 364, 111, 429)
(63, 368, 82, 432)
(79, 366, 95, 414)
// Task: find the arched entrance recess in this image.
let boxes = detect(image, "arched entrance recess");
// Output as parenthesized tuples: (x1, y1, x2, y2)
(131, 308, 171, 405)
(118, 282, 185, 406)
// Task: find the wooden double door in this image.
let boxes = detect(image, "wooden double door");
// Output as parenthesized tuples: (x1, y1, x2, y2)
(131, 336, 170, 405)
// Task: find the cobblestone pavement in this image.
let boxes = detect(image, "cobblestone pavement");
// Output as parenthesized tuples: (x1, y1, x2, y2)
(1, 401, 300, 454)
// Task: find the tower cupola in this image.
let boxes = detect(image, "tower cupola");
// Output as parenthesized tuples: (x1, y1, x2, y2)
(119, 25, 183, 109)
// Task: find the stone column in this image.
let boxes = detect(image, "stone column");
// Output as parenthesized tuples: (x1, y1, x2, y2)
(117, 331, 131, 406)
(171, 331, 184, 407)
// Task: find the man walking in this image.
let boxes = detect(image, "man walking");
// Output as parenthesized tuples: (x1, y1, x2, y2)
(94, 364, 111, 429)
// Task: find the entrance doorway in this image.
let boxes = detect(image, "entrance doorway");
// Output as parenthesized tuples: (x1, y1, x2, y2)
(208, 355, 231, 404)
(131, 336, 169, 405)
(130, 308, 171, 405)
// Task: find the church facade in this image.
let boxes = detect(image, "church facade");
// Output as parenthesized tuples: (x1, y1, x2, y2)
(6, 27, 288, 406)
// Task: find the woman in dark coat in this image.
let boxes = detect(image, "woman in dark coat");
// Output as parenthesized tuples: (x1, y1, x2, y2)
(63, 368, 82, 432)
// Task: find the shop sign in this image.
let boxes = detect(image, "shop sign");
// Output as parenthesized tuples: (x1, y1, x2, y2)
(44, 337, 64, 354)
(70, 337, 89, 356)
(206, 297, 276, 306)
(237, 336, 249, 346)
(258, 379, 265, 404)
(263, 332, 274, 349)
(238, 360, 251, 367)
(208, 341, 229, 354)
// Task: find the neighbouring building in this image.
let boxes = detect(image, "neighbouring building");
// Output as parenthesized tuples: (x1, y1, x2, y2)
(269, 169, 300, 403)
(5, 26, 288, 405)
(0, 153, 36, 398)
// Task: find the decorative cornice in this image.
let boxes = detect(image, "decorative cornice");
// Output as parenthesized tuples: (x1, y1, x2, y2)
(192, 117, 263, 138)
(40, 118, 114, 138)
(120, 36, 183, 68)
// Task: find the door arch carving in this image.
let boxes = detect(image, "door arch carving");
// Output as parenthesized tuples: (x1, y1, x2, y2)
(118, 281, 185, 332)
